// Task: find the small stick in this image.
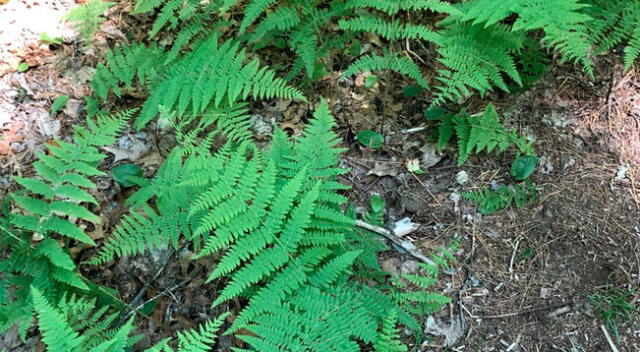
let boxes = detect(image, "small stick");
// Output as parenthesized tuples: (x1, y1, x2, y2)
(355, 219, 435, 265)
(122, 278, 191, 321)
(600, 325, 620, 352)
(401, 125, 428, 134)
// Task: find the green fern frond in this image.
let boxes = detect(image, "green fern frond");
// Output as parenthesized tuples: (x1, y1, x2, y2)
(32, 287, 85, 351)
(64, 0, 114, 42)
(93, 43, 165, 101)
(0, 110, 130, 334)
(374, 309, 408, 352)
(338, 16, 440, 42)
(342, 54, 428, 88)
(136, 35, 306, 129)
(240, 0, 278, 33)
(436, 105, 533, 166)
(462, 181, 537, 214)
(432, 22, 525, 106)
(345, 0, 460, 15)
(458, 0, 593, 75)
(587, 0, 640, 70)
(249, 7, 301, 42)
(176, 313, 229, 352)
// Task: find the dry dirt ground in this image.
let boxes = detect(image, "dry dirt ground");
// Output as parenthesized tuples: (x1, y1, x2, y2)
(0, 1, 639, 351)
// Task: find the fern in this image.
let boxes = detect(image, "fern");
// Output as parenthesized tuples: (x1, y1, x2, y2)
(84, 101, 453, 349)
(89, 148, 198, 265)
(373, 309, 408, 352)
(342, 54, 428, 88)
(462, 181, 538, 214)
(93, 35, 306, 129)
(586, 0, 640, 70)
(338, 16, 440, 42)
(64, 0, 115, 42)
(92, 42, 165, 101)
(457, 0, 593, 75)
(344, 0, 460, 16)
(431, 22, 526, 106)
(0, 110, 132, 336)
(148, 313, 229, 352)
(33, 285, 228, 352)
(436, 104, 535, 166)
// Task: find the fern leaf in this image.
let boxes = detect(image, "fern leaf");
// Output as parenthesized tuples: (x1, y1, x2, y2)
(64, 0, 114, 42)
(342, 54, 428, 88)
(31, 287, 85, 351)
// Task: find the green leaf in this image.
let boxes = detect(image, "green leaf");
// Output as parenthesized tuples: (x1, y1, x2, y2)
(370, 194, 385, 213)
(424, 107, 446, 120)
(511, 155, 538, 180)
(364, 74, 378, 89)
(50, 95, 69, 116)
(403, 85, 423, 98)
(17, 62, 29, 72)
(40, 32, 63, 45)
(357, 130, 384, 149)
(112, 164, 144, 187)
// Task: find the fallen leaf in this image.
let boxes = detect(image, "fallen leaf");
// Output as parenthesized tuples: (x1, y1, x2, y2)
(406, 158, 425, 174)
(0, 122, 25, 155)
(103, 136, 149, 162)
(366, 162, 400, 177)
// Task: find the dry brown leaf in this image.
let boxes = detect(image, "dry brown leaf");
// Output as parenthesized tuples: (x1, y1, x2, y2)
(103, 136, 149, 162)
(0, 121, 25, 155)
(366, 161, 400, 177)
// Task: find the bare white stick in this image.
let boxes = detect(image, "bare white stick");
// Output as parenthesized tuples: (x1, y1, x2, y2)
(401, 125, 428, 134)
(355, 219, 435, 265)
(600, 325, 620, 352)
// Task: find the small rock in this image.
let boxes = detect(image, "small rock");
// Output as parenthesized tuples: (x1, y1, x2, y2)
(443, 268, 457, 276)
(37, 118, 61, 138)
(250, 114, 273, 137)
(381, 258, 402, 277)
(615, 165, 629, 180)
(118, 136, 134, 149)
(469, 275, 480, 287)
(10, 142, 25, 153)
(63, 98, 83, 119)
(392, 217, 419, 237)
(539, 155, 555, 174)
(542, 111, 573, 128)
(420, 143, 442, 169)
(456, 171, 469, 185)
(424, 315, 466, 347)
(401, 260, 419, 275)
(559, 155, 575, 172)
(540, 287, 551, 299)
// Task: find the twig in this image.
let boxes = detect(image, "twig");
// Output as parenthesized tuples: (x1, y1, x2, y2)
(355, 219, 435, 265)
(462, 302, 570, 320)
(118, 247, 175, 324)
(401, 125, 428, 134)
(122, 278, 192, 321)
(600, 325, 620, 352)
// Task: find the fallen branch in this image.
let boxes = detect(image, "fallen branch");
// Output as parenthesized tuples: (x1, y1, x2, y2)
(600, 325, 620, 352)
(355, 219, 435, 265)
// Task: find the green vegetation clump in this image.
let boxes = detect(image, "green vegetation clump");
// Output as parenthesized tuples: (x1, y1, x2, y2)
(1, 0, 639, 350)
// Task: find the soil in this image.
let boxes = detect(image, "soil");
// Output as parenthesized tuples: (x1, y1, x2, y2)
(0, 1, 638, 351)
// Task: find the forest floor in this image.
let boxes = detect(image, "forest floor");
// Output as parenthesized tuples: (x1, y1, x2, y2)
(1, 1, 639, 351)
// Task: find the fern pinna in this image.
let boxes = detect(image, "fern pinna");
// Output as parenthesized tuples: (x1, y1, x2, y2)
(0, 110, 132, 337)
